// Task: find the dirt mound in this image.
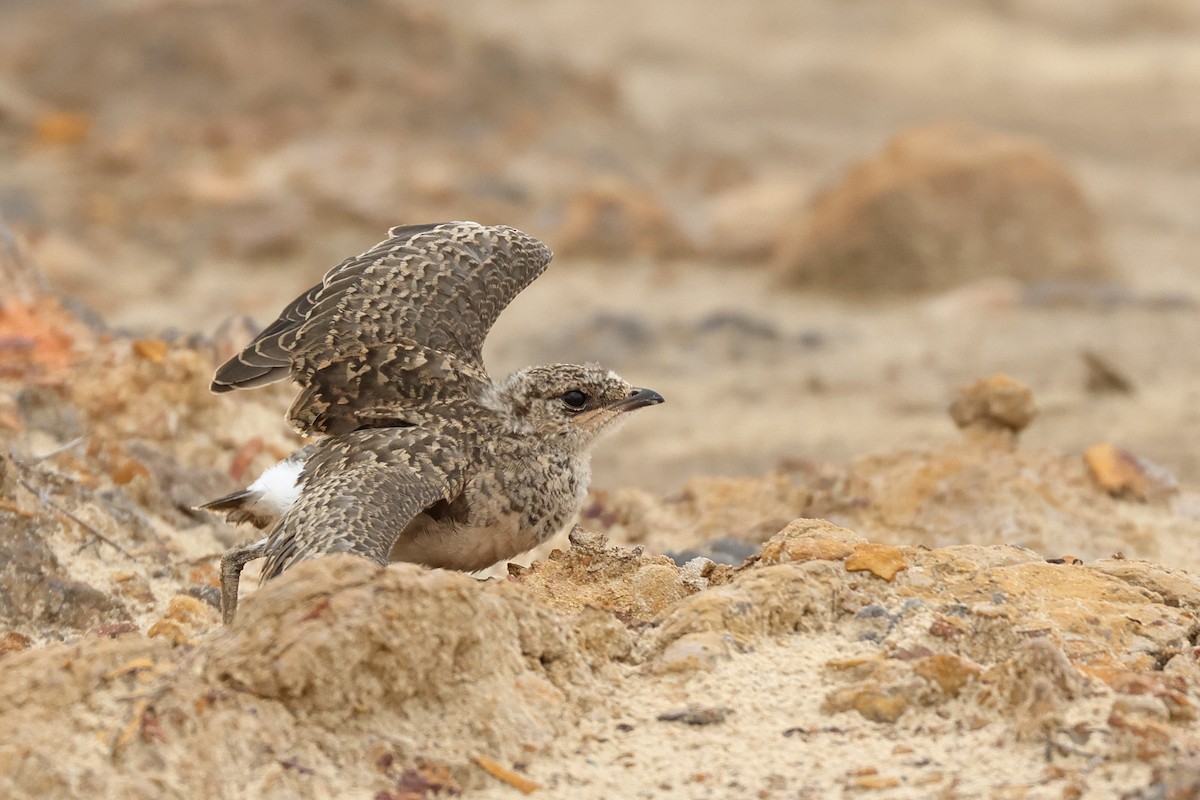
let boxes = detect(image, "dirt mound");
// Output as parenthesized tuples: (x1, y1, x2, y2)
(553, 178, 694, 261)
(775, 122, 1115, 295)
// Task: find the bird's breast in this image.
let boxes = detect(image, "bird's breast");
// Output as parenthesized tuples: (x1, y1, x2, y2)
(387, 453, 589, 572)
(388, 511, 543, 572)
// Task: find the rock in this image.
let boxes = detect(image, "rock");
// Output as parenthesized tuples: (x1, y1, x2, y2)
(1084, 443, 1178, 502)
(775, 122, 1113, 295)
(553, 178, 693, 260)
(15, 385, 82, 440)
(1082, 350, 1135, 395)
(656, 706, 731, 726)
(130, 339, 168, 365)
(823, 687, 910, 724)
(948, 374, 1037, 435)
(378, 762, 462, 800)
(33, 111, 90, 146)
(913, 654, 982, 698)
(147, 595, 219, 646)
(845, 543, 908, 582)
(755, 520, 857, 565)
(650, 631, 735, 675)
(705, 179, 812, 263)
(665, 537, 760, 567)
(0, 297, 85, 382)
(4, 295, 1200, 796)
(846, 769, 901, 791)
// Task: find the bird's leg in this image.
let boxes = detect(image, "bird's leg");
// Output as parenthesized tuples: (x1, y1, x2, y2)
(220, 538, 267, 625)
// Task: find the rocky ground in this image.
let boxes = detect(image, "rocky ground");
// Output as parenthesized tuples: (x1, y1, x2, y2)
(3, 1, 1200, 798)
(2, 288, 1199, 799)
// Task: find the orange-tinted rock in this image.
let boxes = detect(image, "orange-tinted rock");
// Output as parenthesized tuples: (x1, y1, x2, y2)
(147, 596, 219, 646)
(756, 518, 861, 565)
(845, 543, 907, 581)
(706, 179, 812, 263)
(130, 339, 168, 365)
(776, 122, 1113, 295)
(948, 374, 1037, 434)
(33, 111, 91, 147)
(554, 179, 692, 260)
(0, 298, 85, 382)
(846, 770, 901, 790)
(1084, 443, 1178, 502)
(760, 536, 855, 565)
(0, 631, 32, 657)
(914, 654, 982, 698)
(823, 687, 910, 723)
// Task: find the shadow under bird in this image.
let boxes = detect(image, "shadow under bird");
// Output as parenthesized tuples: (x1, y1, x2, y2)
(201, 222, 663, 623)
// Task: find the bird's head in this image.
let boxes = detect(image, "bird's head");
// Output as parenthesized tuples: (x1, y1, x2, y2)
(493, 363, 664, 447)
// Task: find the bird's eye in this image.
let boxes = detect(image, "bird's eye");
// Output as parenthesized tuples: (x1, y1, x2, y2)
(560, 390, 589, 410)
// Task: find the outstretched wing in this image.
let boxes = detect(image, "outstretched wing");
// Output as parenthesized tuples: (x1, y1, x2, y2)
(259, 426, 465, 581)
(211, 222, 553, 434)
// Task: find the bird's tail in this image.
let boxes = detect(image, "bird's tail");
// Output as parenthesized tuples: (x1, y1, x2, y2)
(197, 489, 273, 529)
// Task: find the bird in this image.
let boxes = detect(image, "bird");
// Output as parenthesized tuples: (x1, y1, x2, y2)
(201, 221, 663, 623)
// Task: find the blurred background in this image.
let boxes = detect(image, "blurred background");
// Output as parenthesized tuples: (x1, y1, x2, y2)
(2, 0, 1200, 492)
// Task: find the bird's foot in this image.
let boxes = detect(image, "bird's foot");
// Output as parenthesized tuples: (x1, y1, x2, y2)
(220, 538, 268, 625)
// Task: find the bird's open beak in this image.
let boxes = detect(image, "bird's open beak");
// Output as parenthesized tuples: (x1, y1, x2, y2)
(611, 387, 665, 412)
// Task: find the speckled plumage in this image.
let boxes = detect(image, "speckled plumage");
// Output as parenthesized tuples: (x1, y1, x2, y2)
(205, 222, 662, 623)
(211, 221, 554, 435)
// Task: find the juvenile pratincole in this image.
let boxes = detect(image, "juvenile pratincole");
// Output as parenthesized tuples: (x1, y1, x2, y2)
(201, 222, 663, 623)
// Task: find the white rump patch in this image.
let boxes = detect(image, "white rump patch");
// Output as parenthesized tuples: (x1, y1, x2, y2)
(247, 457, 304, 516)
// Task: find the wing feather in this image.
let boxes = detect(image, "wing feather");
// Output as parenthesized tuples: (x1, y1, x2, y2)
(259, 426, 464, 580)
(210, 222, 552, 433)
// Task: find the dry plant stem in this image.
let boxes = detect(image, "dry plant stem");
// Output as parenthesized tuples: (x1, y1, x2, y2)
(15, 474, 137, 560)
(15, 453, 165, 549)
(28, 436, 87, 464)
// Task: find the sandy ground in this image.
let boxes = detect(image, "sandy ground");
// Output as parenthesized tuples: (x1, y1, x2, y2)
(2, 1, 1200, 798)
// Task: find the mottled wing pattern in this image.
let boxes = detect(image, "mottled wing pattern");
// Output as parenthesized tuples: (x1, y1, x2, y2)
(259, 426, 465, 581)
(211, 222, 553, 434)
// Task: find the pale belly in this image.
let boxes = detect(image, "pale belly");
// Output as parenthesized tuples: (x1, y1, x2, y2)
(387, 512, 545, 573)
